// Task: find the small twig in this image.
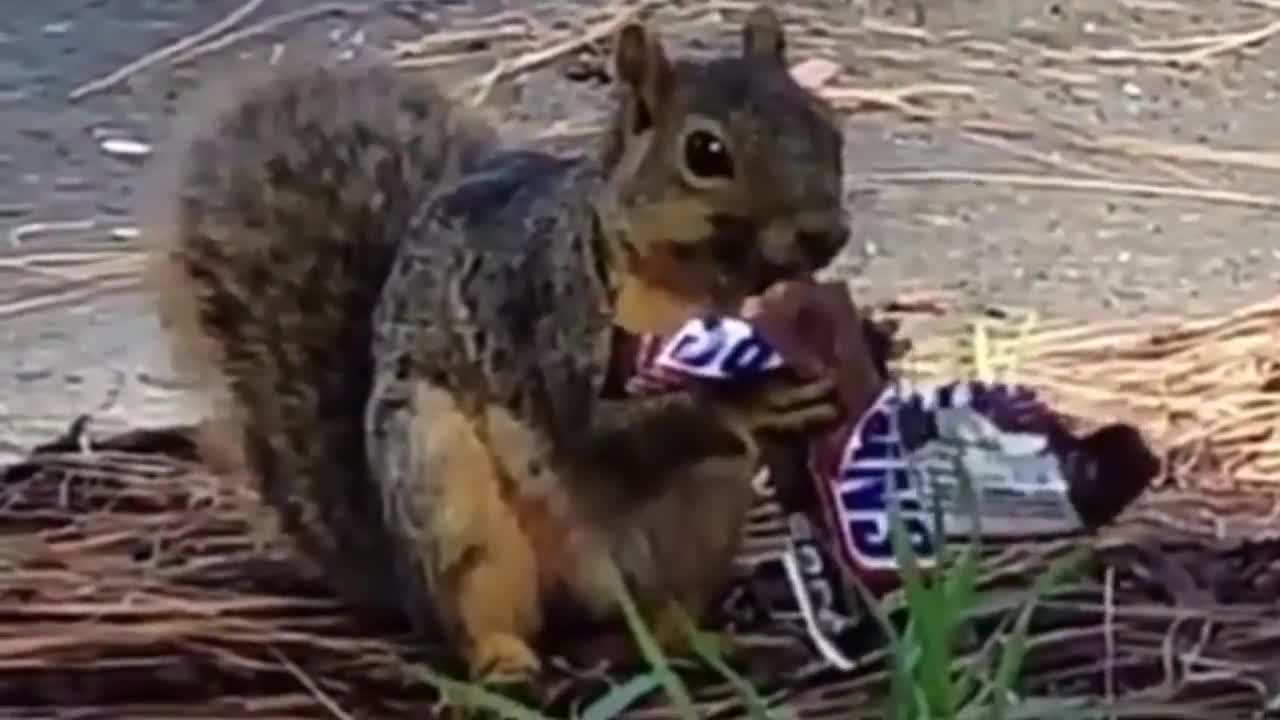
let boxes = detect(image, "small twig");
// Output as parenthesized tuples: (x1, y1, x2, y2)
(390, 24, 530, 59)
(1041, 18, 1280, 70)
(392, 52, 487, 71)
(1147, 156, 1217, 189)
(0, 272, 140, 321)
(168, 3, 370, 66)
(1178, 18, 1280, 65)
(861, 17, 935, 44)
(8, 218, 98, 247)
(68, 0, 267, 101)
(858, 169, 1280, 210)
(821, 82, 977, 119)
(1071, 133, 1280, 173)
(1104, 566, 1115, 720)
(960, 131, 1121, 180)
(269, 646, 355, 720)
(464, 0, 661, 106)
(1117, 0, 1199, 14)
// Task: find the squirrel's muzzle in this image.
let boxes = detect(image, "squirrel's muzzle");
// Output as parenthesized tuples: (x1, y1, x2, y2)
(703, 211, 849, 296)
(794, 224, 849, 269)
(758, 212, 849, 276)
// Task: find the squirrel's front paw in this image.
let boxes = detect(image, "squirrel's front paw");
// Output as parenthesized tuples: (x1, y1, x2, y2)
(469, 633, 542, 684)
(730, 376, 841, 434)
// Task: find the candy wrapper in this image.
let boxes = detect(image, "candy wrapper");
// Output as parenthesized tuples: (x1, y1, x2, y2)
(609, 281, 1159, 670)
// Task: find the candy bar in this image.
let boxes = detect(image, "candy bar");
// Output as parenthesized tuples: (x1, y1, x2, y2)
(607, 280, 1158, 666)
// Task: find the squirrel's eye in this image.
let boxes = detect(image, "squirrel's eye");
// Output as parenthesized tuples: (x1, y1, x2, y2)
(682, 130, 734, 181)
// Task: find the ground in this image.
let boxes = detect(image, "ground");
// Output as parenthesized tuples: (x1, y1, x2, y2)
(1, 0, 1279, 461)
(1, 3, 1279, 717)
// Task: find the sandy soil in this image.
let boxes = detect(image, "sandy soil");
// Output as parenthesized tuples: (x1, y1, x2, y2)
(2, 0, 1280, 462)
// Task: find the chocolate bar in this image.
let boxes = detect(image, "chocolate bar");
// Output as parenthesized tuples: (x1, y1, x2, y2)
(607, 281, 1158, 666)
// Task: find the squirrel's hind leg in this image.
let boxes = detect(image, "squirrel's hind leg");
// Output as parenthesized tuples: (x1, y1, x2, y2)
(632, 450, 760, 656)
(386, 379, 544, 682)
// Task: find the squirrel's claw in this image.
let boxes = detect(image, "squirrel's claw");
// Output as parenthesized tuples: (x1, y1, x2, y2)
(733, 377, 842, 434)
(469, 632, 542, 684)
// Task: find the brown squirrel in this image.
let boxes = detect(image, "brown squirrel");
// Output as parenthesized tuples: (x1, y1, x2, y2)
(141, 6, 849, 682)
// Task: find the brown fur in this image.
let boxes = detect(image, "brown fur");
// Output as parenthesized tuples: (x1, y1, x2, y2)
(599, 8, 847, 311)
(142, 58, 498, 617)
(143, 5, 848, 679)
(408, 381, 542, 678)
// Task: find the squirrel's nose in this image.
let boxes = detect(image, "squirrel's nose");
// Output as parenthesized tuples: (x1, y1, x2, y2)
(795, 224, 849, 266)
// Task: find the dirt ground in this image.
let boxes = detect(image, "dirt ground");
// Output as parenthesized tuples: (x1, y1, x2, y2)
(3, 0, 1280, 463)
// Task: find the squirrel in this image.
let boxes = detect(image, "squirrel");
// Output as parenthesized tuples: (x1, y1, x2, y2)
(141, 5, 850, 682)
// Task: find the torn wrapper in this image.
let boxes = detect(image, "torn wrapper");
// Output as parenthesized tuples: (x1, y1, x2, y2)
(610, 285, 1157, 667)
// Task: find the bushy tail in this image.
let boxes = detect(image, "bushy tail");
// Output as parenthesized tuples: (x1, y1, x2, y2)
(140, 61, 497, 618)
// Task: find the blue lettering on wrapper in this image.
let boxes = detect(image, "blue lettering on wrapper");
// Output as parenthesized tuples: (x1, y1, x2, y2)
(657, 316, 783, 381)
(829, 393, 939, 572)
(666, 319, 723, 368)
(721, 334, 776, 376)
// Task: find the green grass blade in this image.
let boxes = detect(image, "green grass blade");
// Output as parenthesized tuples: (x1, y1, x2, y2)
(940, 457, 986, 707)
(411, 663, 554, 720)
(841, 563, 914, 720)
(684, 627, 780, 720)
(889, 497, 954, 715)
(942, 541, 984, 706)
(954, 590, 1029, 712)
(889, 617, 923, 719)
(580, 674, 662, 720)
(609, 573, 699, 719)
(990, 546, 1091, 720)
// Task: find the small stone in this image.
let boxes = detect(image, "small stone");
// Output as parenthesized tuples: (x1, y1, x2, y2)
(109, 227, 139, 242)
(789, 58, 841, 91)
(53, 176, 91, 192)
(100, 137, 151, 159)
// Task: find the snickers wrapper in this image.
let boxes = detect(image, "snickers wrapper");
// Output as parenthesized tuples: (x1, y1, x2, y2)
(611, 281, 1158, 668)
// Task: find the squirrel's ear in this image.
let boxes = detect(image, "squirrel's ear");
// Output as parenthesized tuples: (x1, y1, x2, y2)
(614, 21, 673, 134)
(742, 5, 786, 64)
